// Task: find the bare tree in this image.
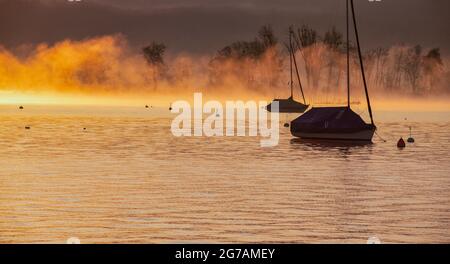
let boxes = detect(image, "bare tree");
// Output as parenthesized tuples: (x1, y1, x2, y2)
(372, 48, 388, 88)
(425, 48, 442, 65)
(212, 25, 281, 89)
(402, 45, 422, 93)
(258, 25, 278, 49)
(422, 48, 444, 92)
(291, 24, 322, 90)
(324, 27, 343, 50)
(323, 27, 344, 90)
(217, 25, 277, 60)
(142, 42, 167, 89)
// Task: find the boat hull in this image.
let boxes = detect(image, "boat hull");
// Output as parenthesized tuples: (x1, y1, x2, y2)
(266, 97, 309, 113)
(291, 128, 375, 142)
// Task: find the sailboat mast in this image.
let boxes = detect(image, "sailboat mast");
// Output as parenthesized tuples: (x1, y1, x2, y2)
(289, 31, 294, 98)
(290, 30, 307, 105)
(350, 0, 374, 125)
(346, 0, 350, 108)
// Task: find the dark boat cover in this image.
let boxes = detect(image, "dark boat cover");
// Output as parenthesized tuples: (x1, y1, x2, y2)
(291, 107, 375, 133)
(266, 97, 309, 113)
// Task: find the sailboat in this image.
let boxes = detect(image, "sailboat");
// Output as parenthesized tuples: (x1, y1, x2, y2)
(266, 30, 309, 113)
(290, 0, 376, 141)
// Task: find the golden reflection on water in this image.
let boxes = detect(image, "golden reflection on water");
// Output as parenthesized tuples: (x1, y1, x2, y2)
(0, 105, 449, 243)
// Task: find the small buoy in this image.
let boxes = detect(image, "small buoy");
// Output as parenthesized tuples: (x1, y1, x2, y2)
(169, 107, 173, 111)
(284, 123, 290, 128)
(407, 126, 415, 143)
(19, 106, 24, 110)
(397, 138, 406, 148)
(83, 128, 87, 130)
(145, 105, 149, 108)
(25, 126, 31, 130)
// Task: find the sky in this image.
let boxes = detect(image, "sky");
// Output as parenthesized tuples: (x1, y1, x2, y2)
(0, 0, 449, 55)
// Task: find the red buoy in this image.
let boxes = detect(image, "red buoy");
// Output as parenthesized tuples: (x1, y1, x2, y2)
(397, 138, 406, 148)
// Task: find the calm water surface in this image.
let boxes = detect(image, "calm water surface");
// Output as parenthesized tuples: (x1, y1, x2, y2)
(0, 105, 449, 243)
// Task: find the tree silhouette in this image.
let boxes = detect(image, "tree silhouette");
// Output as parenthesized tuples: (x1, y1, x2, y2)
(323, 27, 344, 89)
(324, 27, 343, 50)
(217, 25, 277, 60)
(142, 42, 166, 66)
(423, 48, 444, 91)
(258, 25, 278, 49)
(402, 45, 423, 93)
(426, 48, 442, 65)
(294, 24, 318, 48)
(291, 25, 321, 90)
(142, 42, 167, 89)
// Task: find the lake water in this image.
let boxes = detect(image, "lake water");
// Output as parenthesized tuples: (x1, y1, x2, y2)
(0, 105, 449, 243)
